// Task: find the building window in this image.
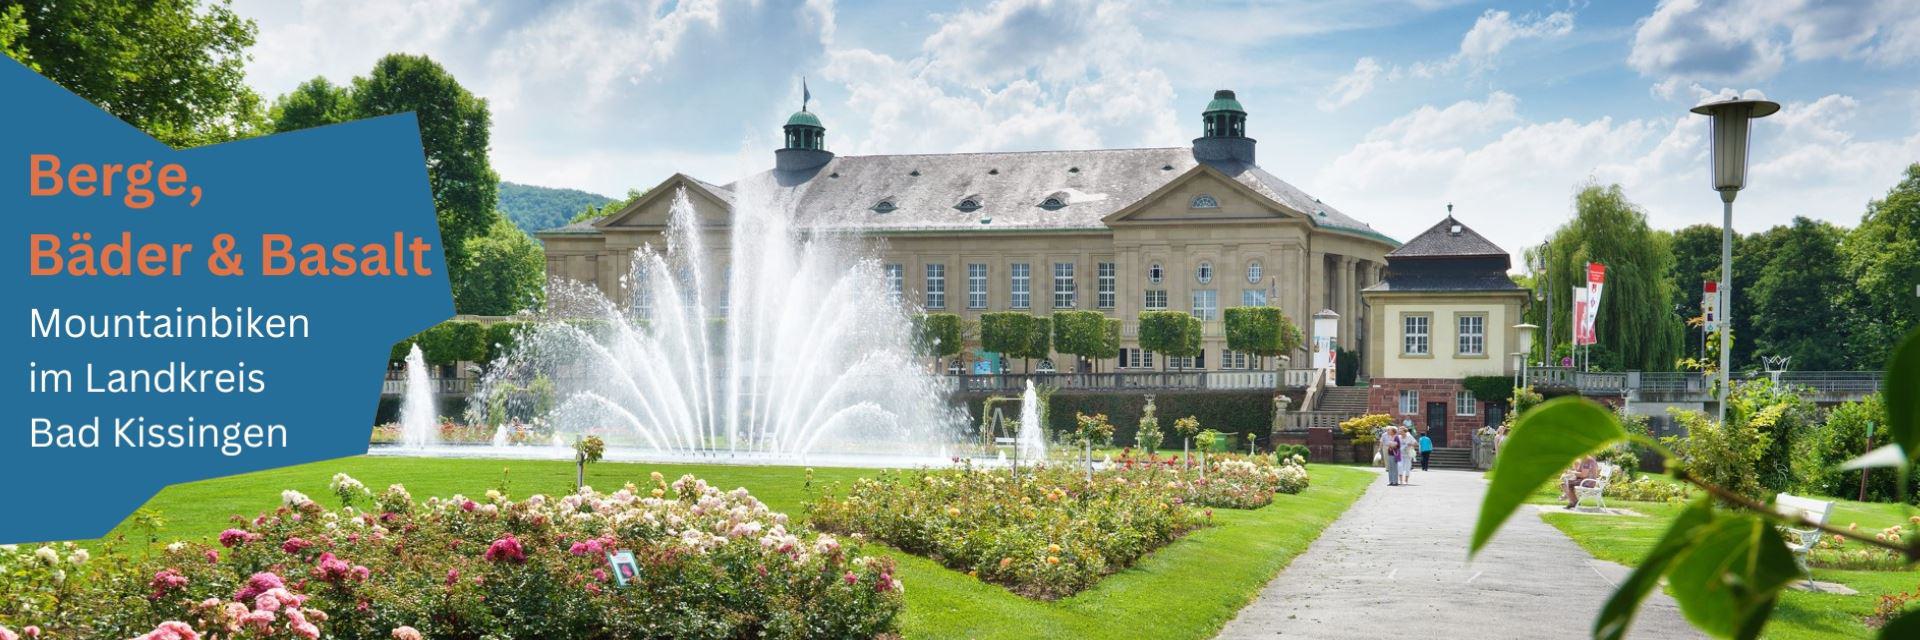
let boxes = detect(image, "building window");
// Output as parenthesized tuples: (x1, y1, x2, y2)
(1192, 289, 1218, 321)
(1196, 261, 1213, 284)
(967, 263, 987, 309)
(1038, 197, 1066, 211)
(1247, 260, 1263, 284)
(1402, 314, 1430, 355)
(872, 200, 897, 214)
(1191, 194, 1219, 209)
(1399, 390, 1419, 415)
(1457, 314, 1486, 356)
(1144, 289, 1168, 310)
(1168, 351, 1206, 370)
(1036, 359, 1056, 373)
(947, 359, 965, 376)
(1010, 263, 1031, 309)
(884, 263, 904, 301)
(925, 263, 946, 309)
(1222, 350, 1252, 370)
(1242, 289, 1267, 307)
(1456, 390, 1477, 416)
(1053, 262, 1076, 308)
(1097, 262, 1116, 309)
(1148, 262, 1164, 284)
(1120, 347, 1155, 369)
(955, 198, 982, 212)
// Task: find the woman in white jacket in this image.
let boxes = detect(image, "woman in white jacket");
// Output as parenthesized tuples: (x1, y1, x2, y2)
(1399, 425, 1417, 482)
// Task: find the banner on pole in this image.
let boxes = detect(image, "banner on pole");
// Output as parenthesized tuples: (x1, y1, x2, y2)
(1571, 286, 1589, 347)
(1581, 263, 1606, 345)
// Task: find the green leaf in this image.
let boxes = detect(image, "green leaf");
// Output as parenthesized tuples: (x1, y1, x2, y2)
(1665, 515, 1801, 639)
(1594, 498, 1716, 640)
(1471, 396, 1626, 555)
(1880, 607, 1920, 639)
(1887, 328, 1920, 463)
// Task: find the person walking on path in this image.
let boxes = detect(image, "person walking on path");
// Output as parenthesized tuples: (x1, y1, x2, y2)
(1418, 432, 1433, 472)
(1384, 427, 1403, 486)
(1398, 428, 1416, 483)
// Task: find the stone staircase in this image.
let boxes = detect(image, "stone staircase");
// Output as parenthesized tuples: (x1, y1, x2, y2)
(1425, 447, 1475, 470)
(1314, 386, 1371, 415)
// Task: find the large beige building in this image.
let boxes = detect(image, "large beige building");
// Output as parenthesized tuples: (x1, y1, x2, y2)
(538, 90, 1398, 374)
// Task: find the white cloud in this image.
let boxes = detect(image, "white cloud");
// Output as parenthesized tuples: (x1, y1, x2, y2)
(1318, 57, 1383, 112)
(1630, 0, 1920, 88)
(1408, 9, 1575, 78)
(1314, 92, 1920, 263)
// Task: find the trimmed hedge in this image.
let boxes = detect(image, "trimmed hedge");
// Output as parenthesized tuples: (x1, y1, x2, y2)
(915, 313, 965, 358)
(1052, 310, 1108, 364)
(1223, 306, 1303, 361)
(961, 390, 1280, 450)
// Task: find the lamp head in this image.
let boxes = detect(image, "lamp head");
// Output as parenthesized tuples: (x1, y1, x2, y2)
(1690, 98, 1781, 199)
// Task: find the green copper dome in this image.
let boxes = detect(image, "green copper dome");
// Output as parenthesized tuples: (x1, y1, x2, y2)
(785, 109, 823, 128)
(1203, 90, 1245, 114)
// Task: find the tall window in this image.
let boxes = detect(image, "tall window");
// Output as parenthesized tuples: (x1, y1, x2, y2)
(1457, 314, 1486, 355)
(1242, 289, 1267, 307)
(967, 263, 987, 309)
(1053, 262, 1076, 308)
(1398, 390, 1419, 415)
(1192, 289, 1218, 321)
(1456, 390, 1477, 416)
(925, 263, 946, 309)
(1119, 347, 1155, 369)
(1096, 262, 1116, 309)
(884, 263, 904, 301)
(1010, 263, 1031, 309)
(1403, 314, 1430, 355)
(1144, 289, 1168, 310)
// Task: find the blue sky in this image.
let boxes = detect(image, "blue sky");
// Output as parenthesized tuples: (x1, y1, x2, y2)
(235, 0, 1920, 257)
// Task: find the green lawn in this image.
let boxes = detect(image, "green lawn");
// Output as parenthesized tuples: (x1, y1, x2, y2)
(1528, 480, 1919, 639)
(97, 456, 1376, 640)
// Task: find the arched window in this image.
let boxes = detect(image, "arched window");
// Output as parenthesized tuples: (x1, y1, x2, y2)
(872, 200, 897, 214)
(955, 198, 982, 212)
(1036, 359, 1056, 374)
(1191, 194, 1219, 209)
(1038, 197, 1066, 211)
(947, 359, 964, 376)
(1247, 260, 1263, 284)
(1148, 262, 1164, 284)
(1196, 261, 1213, 284)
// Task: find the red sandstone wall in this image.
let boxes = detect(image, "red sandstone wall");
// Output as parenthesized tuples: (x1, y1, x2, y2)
(1363, 378, 1487, 448)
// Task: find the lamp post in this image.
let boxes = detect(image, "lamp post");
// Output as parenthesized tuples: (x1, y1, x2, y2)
(1690, 97, 1779, 426)
(1515, 323, 1539, 389)
(1535, 242, 1551, 365)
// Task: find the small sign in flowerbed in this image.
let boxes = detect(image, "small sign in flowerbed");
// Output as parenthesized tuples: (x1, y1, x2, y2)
(0, 473, 903, 640)
(807, 456, 1309, 599)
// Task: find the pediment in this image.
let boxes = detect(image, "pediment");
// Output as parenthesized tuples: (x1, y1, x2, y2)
(1101, 164, 1298, 225)
(596, 174, 733, 229)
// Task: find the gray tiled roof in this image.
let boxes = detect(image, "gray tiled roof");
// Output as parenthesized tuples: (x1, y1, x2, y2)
(1387, 215, 1508, 259)
(543, 147, 1395, 245)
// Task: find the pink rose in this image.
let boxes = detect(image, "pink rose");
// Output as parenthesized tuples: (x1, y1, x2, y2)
(149, 568, 190, 599)
(391, 627, 424, 640)
(232, 572, 285, 602)
(483, 535, 527, 564)
(281, 537, 314, 554)
(132, 621, 201, 640)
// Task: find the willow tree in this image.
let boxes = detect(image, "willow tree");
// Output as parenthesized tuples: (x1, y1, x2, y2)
(1534, 184, 1682, 371)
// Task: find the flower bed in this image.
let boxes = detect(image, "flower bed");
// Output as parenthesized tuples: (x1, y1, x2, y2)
(0, 474, 902, 640)
(807, 457, 1309, 599)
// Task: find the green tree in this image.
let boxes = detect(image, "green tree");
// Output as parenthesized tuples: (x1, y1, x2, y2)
(1022, 316, 1053, 371)
(569, 188, 647, 224)
(1665, 224, 1722, 362)
(914, 313, 964, 362)
(1138, 310, 1200, 372)
(4, 0, 265, 147)
(1841, 164, 1920, 369)
(979, 312, 1031, 374)
(1748, 217, 1849, 370)
(455, 219, 547, 316)
(1536, 184, 1683, 371)
(1051, 310, 1108, 372)
(268, 77, 355, 133)
(1223, 306, 1303, 369)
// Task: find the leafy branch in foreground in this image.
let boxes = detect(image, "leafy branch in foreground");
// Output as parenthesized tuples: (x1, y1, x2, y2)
(1472, 328, 1920, 640)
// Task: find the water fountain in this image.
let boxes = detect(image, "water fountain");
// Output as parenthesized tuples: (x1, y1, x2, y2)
(443, 186, 963, 466)
(398, 344, 438, 448)
(1017, 380, 1046, 462)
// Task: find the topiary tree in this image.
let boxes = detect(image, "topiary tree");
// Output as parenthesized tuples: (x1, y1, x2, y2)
(1072, 412, 1116, 479)
(980, 312, 1031, 376)
(1052, 310, 1107, 373)
(915, 313, 965, 366)
(1136, 396, 1163, 455)
(1021, 315, 1053, 373)
(573, 434, 605, 489)
(1223, 306, 1304, 369)
(1139, 310, 1201, 371)
(486, 321, 528, 364)
(1096, 318, 1122, 371)
(1174, 415, 1201, 466)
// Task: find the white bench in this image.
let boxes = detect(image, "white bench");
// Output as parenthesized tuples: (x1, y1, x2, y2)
(1774, 493, 1834, 588)
(1573, 463, 1615, 511)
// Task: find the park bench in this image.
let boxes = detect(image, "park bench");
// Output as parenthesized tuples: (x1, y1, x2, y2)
(1773, 493, 1834, 588)
(1573, 463, 1614, 511)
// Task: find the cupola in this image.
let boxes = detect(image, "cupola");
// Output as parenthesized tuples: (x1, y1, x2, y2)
(1192, 89, 1256, 165)
(776, 82, 834, 172)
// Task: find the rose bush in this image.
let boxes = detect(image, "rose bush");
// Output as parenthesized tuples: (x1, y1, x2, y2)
(0, 473, 902, 640)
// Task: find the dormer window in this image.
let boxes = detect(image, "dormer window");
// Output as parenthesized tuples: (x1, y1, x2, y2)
(1038, 197, 1066, 211)
(872, 200, 897, 214)
(1191, 194, 1219, 209)
(955, 198, 982, 212)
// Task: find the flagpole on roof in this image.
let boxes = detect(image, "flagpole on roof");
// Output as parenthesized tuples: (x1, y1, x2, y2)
(802, 76, 811, 112)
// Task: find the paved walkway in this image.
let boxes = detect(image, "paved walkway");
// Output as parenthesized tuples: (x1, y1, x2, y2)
(1216, 468, 1701, 639)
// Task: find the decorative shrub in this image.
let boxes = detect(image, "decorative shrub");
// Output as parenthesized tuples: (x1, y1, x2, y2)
(1339, 414, 1391, 447)
(1273, 443, 1310, 463)
(1662, 408, 1766, 501)
(1603, 476, 1692, 503)
(1810, 519, 1919, 572)
(1222, 307, 1303, 367)
(1795, 393, 1919, 502)
(0, 475, 903, 640)
(1135, 397, 1164, 455)
(1052, 311, 1109, 368)
(914, 313, 965, 359)
(1138, 311, 1201, 368)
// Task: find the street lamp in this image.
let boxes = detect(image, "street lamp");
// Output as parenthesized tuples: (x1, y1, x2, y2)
(1515, 323, 1539, 389)
(1690, 97, 1780, 426)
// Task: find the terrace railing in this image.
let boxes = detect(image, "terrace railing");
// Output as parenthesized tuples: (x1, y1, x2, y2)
(1276, 410, 1347, 433)
(380, 377, 473, 396)
(1528, 368, 1881, 402)
(953, 370, 1281, 393)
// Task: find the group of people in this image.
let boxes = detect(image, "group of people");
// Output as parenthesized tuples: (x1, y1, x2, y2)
(1379, 426, 1432, 486)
